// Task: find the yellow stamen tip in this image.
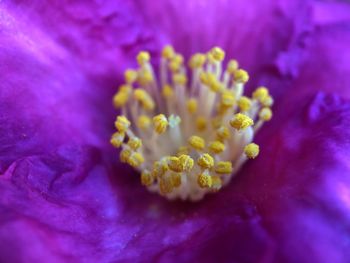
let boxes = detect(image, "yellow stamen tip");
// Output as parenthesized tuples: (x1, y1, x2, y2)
(110, 132, 125, 148)
(210, 47, 225, 61)
(253, 87, 269, 102)
(120, 149, 132, 163)
(221, 90, 236, 107)
(137, 51, 150, 65)
(170, 173, 182, 188)
(127, 137, 142, 150)
(141, 170, 153, 186)
(261, 95, 274, 107)
(124, 69, 138, 84)
(162, 45, 175, 59)
(209, 141, 225, 154)
(173, 73, 187, 85)
(229, 113, 254, 131)
(214, 161, 233, 174)
(227, 59, 239, 74)
(153, 114, 168, 134)
(197, 153, 214, 169)
(127, 152, 144, 167)
(198, 173, 213, 188)
(113, 85, 131, 108)
(244, 143, 260, 159)
(259, 107, 273, 121)
(187, 98, 198, 114)
(196, 117, 207, 131)
(189, 53, 206, 68)
(234, 69, 249, 83)
(162, 84, 174, 98)
(115, 116, 130, 133)
(137, 115, 151, 130)
(188, 135, 205, 150)
(159, 178, 173, 194)
(238, 96, 252, 112)
(216, 125, 231, 141)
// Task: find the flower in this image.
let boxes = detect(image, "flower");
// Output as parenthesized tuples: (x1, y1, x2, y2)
(1, 0, 350, 262)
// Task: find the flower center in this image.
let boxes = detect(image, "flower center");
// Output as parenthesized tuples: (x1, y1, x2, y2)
(111, 46, 273, 201)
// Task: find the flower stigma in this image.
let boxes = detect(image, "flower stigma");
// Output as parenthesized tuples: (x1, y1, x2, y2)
(111, 46, 273, 201)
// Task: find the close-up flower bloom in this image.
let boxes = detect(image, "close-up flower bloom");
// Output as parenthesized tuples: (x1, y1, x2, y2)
(1, 0, 350, 262)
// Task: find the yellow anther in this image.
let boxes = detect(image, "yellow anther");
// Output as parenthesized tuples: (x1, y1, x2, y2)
(120, 149, 131, 163)
(137, 115, 151, 130)
(206, 73, 221, 92)
(197, 153, 214, 169)
(188, 135, 205, 150)
(209, 141, 225, 154)
(177, 146, 189, 156)
(216, 125, 231, 141)
(162, 45, 175, 59)
(169, 54, 184, 72)
(159, 178, 173, 194)
(127, 152, 144, 167)
(244, 143, 260, 159)
(199, 72, 209, 85)
(230, 113, 254, 131)
(189, 53, 206, 68)
(152, 161, 169, 178)
(234, 69, 249, 83)
(110, 132, 125, 148)
(113, 85, 131, 108)
(215, 161, 233, 174)
(162, 84, 174, 98)
(178, 154, 194, 171)
(124, 69, 138, 84)
(186, 98, 198, 114)
(238, 96, 252, 112)
(261, 95, 274, 107)
(167, 156, 183, 173)
(115, 116, 130, 133)
(172, 73, 187, 85)
(207, 52, 216, 64)
(259, 107, 272, 121)
(210, 47, 225, 61)
(153, 114, 168, 134)
(197, 172, 213, 188)
(252, 87, 269, 102)
(196, 117, 207, 131)
(133, 89, 155, 111)
(137, 69, 154, 86)
(141, 171, 153, 186)
(137, 51, 150, 66)
(211, 116, 223, 129)
(170, 173, 182, 188)
(211, 176, 222, 191)
(227, 59, 239, 74)
(221, 90, 236, 107)
(127, 137, 142, 150)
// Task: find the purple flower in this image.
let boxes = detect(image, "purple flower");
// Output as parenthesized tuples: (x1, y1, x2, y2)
(1, 0, 350, 262)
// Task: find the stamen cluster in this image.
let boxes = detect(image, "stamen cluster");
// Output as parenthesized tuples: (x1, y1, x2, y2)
(111, 46, 273, 201)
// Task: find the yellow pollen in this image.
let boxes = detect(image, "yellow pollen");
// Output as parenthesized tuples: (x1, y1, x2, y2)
(234, 69, 249, 83)
(209, 141, 225, 154)
(253, 87, 269, 102)
(227, 60, 239, 74)
(110, 132, 125, 148)
(197, 153, 214, 169)
(196, 117, 207, 131)
(210, 47, 225, 61)
(173, 73, 187, 86)
(238, 96, 252, 112)
(127, 137, 142, 150)
(153, 114, 168, 134)
(244, 143, 260, 159)
(229, 113, 254, 131)
(162, 84, 174, 98)
(115, 116, 130, 133)
(111, 45, 274, 201)
(259, 107, 273, 121)
(137, 51, 150, 66)
(215, 161, 233, 174)
(198, 172, 213, 188)
(124, 69, 138, 84)
(162, 45, 175, 59)
(189, 53, 206, 68)
(188, 135, 205, 150)
(141, 171, 153, 186)
(137, 115, 151, 130)
(187, 99, 198, 114)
